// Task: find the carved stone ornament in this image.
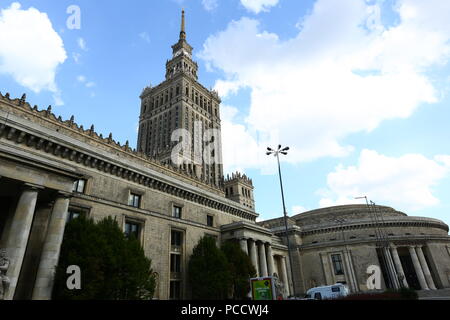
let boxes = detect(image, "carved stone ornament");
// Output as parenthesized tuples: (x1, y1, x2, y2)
(0, 249, 10, 300)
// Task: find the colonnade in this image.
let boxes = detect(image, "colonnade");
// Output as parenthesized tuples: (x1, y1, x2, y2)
(389, 244, 436, 290)
(1, 182, 70, 300)
(239, 238, 290, 296)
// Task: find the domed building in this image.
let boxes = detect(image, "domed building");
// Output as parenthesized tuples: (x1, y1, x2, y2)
(259, 204, 450, 295)
(1, 9, 449, 300)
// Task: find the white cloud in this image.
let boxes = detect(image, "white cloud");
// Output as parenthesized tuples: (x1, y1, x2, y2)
(436, 155, 450, 167)
(72, 52, 81, 64)
(220, 104, 281, 174)
(318, 149, 450, 211)
(240, 0, 279, 14)
(77, 37, 87, 51)
(202, 0, 218, 11)
(214, 79, 246, 97)
(0, 2, 67, 105)
(77, 75, 86, 83)
(199, 0, 450, 171)
(139, 32, 151, 43)
(292, 205, 308, 214)
(77, 75, 95, 90)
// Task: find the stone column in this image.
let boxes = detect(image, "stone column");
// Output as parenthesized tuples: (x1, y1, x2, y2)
(258, 241, 268, 277)
(384, 247, 400, 289)
(280, 256, 290, 296)
(4, 184, 41, 300)
(266, 244, 275, 277)
(416, 245, 437, 290)
(408, 245, 429, 290)
(390, 245, 409, 288)
(239, 238, 248, 255)
(32, 193, 71, 300)
(249, 239, 259, 277)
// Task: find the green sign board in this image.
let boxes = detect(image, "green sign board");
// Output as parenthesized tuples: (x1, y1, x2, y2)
(250, 277, 275, 300)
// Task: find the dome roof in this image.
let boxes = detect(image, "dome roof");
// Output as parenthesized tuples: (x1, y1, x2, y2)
(292, 204, 407, 227)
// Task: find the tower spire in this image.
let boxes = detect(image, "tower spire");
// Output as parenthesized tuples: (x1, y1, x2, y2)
(180, 9, 186, 40)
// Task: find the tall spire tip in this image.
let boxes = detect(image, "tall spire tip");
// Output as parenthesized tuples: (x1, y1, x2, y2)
(180, 8, 186, 40)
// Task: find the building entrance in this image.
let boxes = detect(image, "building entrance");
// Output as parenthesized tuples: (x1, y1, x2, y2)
(398, 248, 421, 290)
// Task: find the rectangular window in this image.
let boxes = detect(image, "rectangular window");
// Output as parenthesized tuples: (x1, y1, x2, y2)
(172, 206, 182, 219)
(72, 179, 86, 193)
(169, 281, 181, 300)
(128, 193, 141, 208)
(67, 209, 81, 222)
(171, 230, 183, 247)
(170, 254, 182, 273)
(331, 254, 344, 276)
(124, 221, 141, 240)
(207, 215, 214, 227)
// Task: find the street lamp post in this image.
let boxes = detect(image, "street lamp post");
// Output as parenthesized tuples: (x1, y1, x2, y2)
(355, 196, 399, 289)
(267, 145, 297, 297)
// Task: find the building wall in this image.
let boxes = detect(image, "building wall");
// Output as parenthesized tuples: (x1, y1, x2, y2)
(270, 205, 450, 295)
(0, 93, 262, 300)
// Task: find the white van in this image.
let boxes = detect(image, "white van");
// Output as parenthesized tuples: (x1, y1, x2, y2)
(305, 283, 349, 300)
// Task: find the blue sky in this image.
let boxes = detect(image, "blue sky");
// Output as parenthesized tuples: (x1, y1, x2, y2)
(1, 0, 449, 226)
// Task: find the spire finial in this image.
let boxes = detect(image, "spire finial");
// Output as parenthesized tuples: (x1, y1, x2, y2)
(180, 8, 186, 40)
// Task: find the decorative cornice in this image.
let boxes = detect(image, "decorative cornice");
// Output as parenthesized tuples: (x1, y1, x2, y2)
(299, 218, 449, 236)
(0, 93, 257, 221)
(140, 72, 221, 104)
(0, 92, 223, 192)
(298, 235, 450, 251)
(224, 171, 253, 187)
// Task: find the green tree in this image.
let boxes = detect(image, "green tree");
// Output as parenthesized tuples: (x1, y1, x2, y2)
(52, 216, 155, 300)
(221, 241, 256, 299)
(188, 236, 231, 299)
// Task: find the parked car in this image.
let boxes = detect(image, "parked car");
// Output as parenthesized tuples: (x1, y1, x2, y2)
(305, 283, 349, 300)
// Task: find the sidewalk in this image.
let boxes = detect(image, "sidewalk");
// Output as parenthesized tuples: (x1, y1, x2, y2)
(417, 289, 450, 300)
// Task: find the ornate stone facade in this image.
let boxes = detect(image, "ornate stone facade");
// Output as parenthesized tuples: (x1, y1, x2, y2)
(224, 172, 255, 210)
(0, 248, 10, 300)
(137, 10, 223, 187)
(260, 204, 450, 294)
(0, 89, 290, 300)
(0, 10, 449, 301)
(0, 10, 291, 300)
